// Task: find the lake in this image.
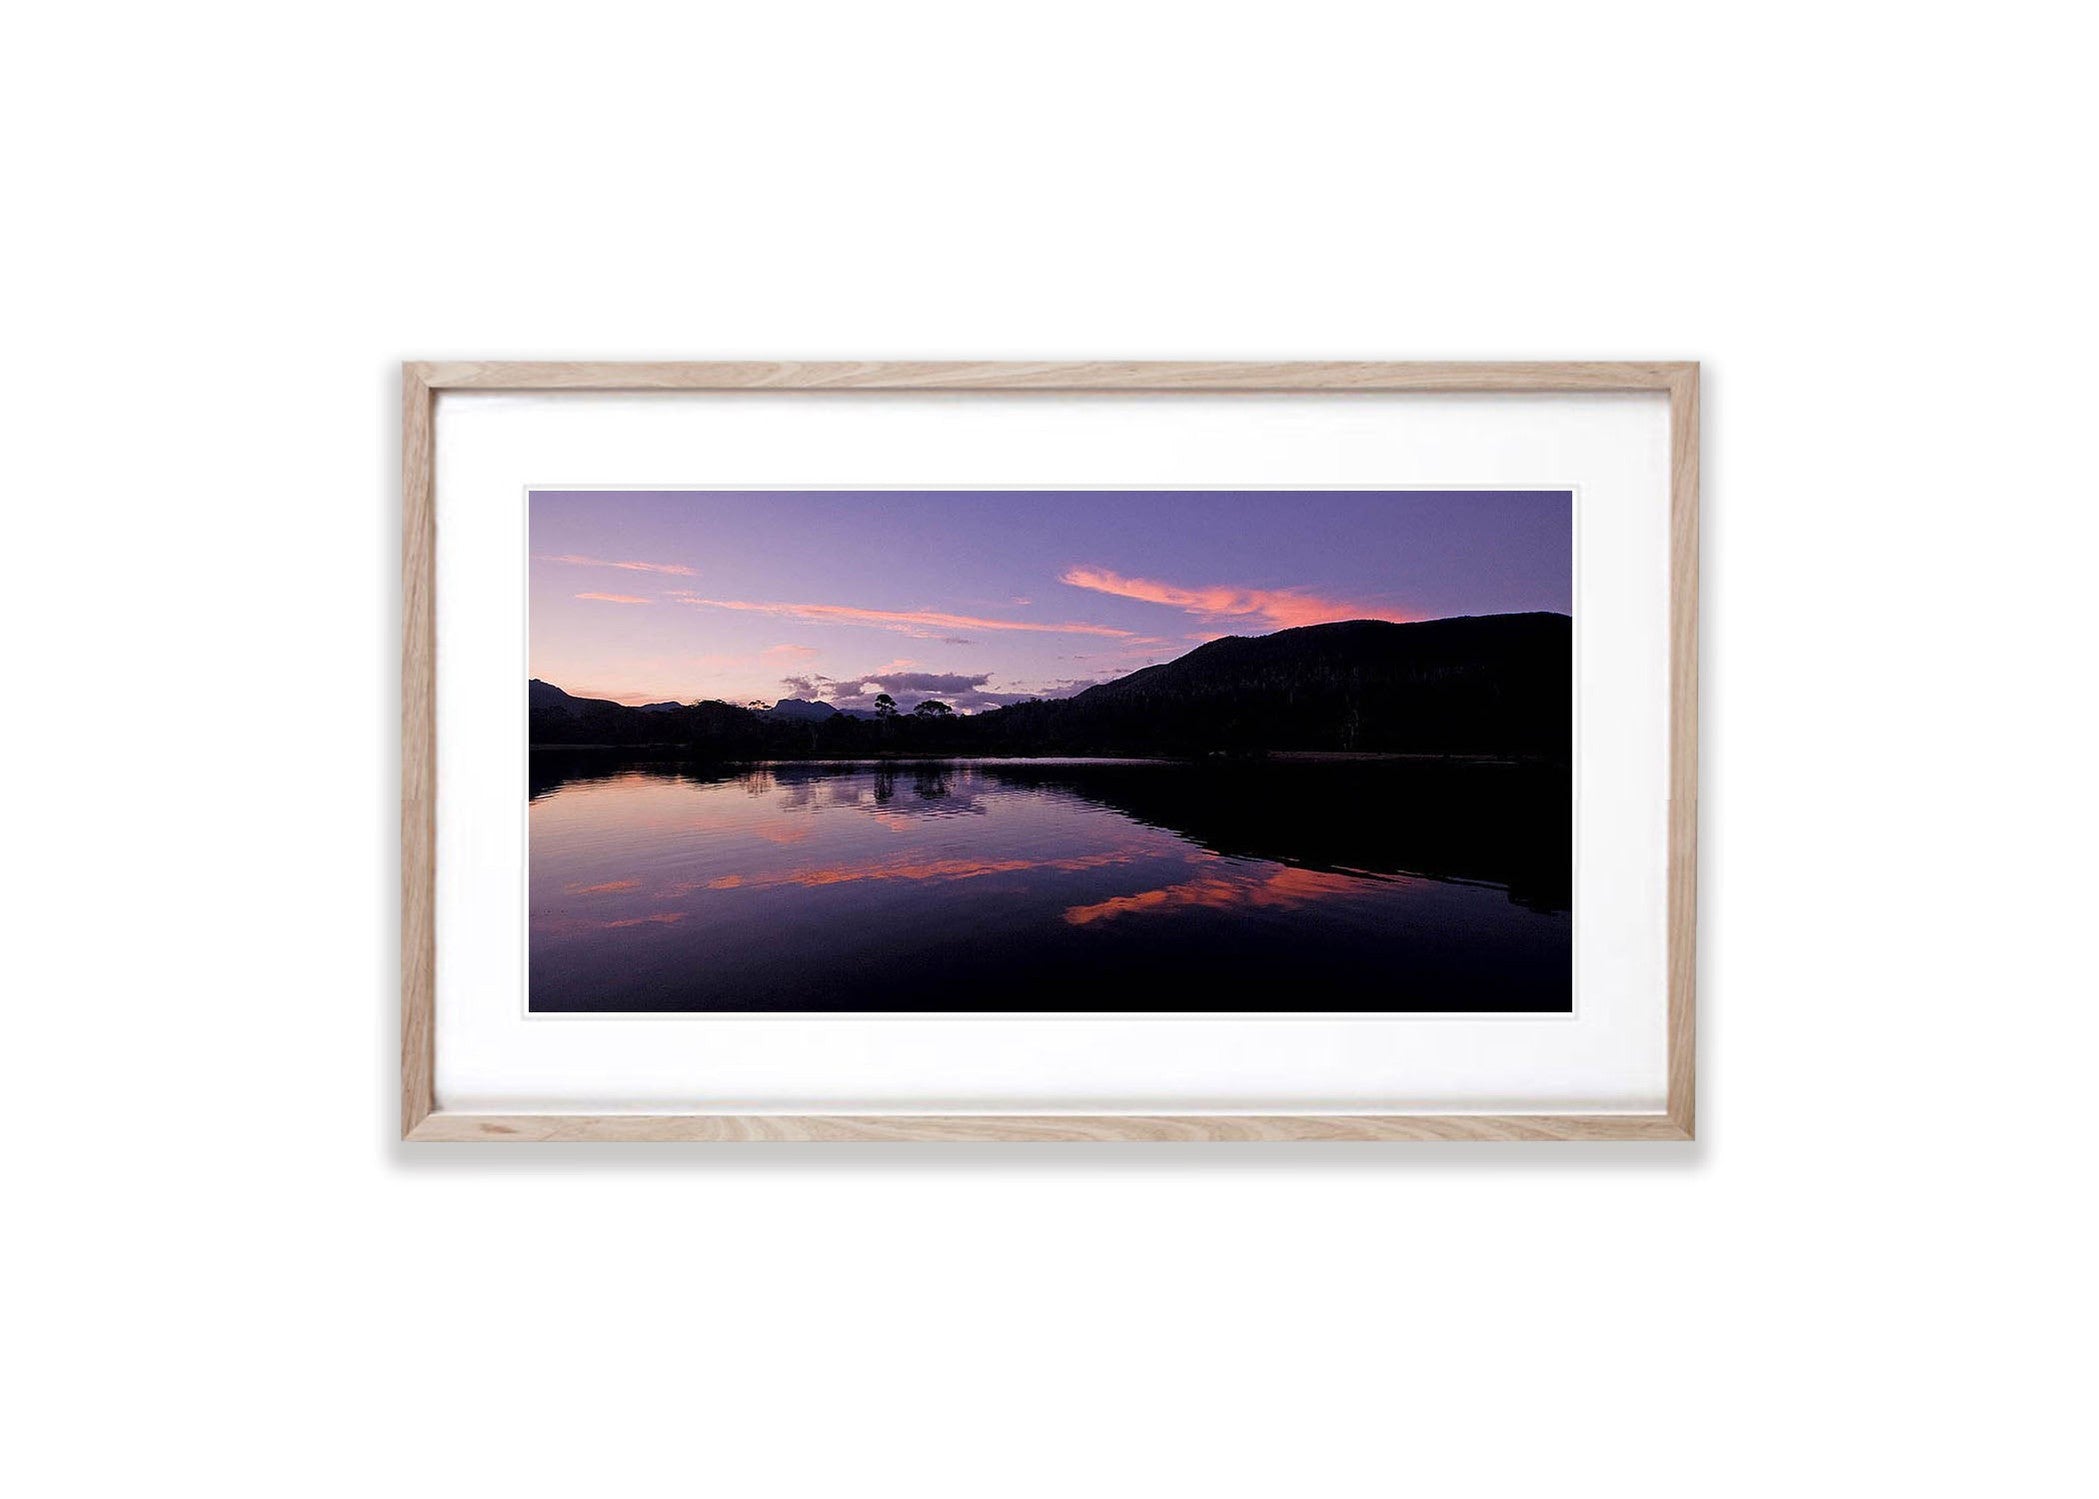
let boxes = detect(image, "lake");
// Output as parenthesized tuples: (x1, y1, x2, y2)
(529, 755, 1571, 1013)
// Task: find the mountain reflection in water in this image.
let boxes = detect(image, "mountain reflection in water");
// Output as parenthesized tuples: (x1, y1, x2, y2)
(529, 754, 1570, 1013)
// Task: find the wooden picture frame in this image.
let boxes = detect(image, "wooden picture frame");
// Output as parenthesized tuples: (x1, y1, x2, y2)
(403, 361, 1698, 1141)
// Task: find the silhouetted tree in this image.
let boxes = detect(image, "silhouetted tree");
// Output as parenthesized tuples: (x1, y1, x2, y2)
(913, 699, 953, 718)
(873, 693, 897, 721)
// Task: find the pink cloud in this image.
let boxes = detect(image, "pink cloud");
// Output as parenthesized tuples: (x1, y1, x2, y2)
(1058, 566, 1415, 631)
(761, 643, 820, 663)
(540, 554, 696, 576)
(574, 592, 652, 604)
(679, 597, 1133, 639)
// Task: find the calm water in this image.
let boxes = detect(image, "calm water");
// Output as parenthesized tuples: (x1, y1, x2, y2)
(529, 756, 1571, 1013)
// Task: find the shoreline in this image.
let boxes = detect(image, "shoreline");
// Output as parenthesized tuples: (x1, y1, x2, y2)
(530, 744, 1553, 767)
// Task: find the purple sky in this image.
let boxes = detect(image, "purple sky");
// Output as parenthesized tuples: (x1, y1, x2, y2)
(530, 489, 1571, 710)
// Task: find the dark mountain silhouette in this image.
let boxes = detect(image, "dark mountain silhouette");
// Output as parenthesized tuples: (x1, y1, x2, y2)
(978, 613, 1567, 756)
(528, 612, 1569, 760)
(762, 698, 840, 722)
(636, 700, 683, 713)
(528, 679, 620, 718)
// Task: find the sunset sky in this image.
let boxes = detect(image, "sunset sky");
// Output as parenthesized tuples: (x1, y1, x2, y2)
(530, 489, 1571, 710)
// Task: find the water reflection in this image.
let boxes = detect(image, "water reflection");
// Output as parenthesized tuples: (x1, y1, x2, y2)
(532, 754, 1565, 902)
(529, 754, 1570, 1013)
(1062, 863, 1408, 926)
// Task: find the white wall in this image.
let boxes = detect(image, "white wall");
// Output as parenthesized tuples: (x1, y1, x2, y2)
(10, 5, 2091, 1496)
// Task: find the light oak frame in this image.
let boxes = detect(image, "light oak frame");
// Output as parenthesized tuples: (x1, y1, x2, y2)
(403, 361, 1698, 1142)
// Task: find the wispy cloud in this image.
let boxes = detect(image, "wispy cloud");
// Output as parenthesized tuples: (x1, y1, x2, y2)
(777, 666, 1092, 715)
(761, 643, 820, 664)
(681, 597, 1133, 639)
(574, 592, 652, 604)
(539, 554, 696, 576)
(781, 669, 992, 701)
(1059, 566, 1414, 631)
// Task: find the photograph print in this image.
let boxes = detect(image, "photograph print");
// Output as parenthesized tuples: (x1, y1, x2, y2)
(528, 489, 1572, 1013)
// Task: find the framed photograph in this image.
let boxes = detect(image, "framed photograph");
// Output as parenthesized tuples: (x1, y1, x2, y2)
(403, 362, 1697, 1140)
